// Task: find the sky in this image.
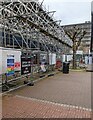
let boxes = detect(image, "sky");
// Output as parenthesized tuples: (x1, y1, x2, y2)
(39, 0, 92, 25)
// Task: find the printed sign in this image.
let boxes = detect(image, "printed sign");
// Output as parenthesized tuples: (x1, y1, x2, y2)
(40, 64, 46, 72)
(21, 56, 31, 75)
(40, 54, 47, 65)
(15, 62, 20, 68)
(7, 55, 15, 76)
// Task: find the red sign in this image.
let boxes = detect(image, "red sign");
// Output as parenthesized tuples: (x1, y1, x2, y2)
(14, 62, 20, 68)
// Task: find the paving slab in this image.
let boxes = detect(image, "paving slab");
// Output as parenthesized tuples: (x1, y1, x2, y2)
(10, 71, 91, 109)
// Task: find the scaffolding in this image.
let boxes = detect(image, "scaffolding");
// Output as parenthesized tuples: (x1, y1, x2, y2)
(0, 0, 73, 91)
(0, 0, 72, 53)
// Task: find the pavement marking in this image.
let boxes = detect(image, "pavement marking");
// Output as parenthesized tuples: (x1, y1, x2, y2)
(16, 95, 92, 112)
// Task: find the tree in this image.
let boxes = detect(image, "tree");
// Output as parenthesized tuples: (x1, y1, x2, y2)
(63, 25, 86, 69)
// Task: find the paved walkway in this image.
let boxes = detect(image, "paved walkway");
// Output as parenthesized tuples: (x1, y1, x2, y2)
(2, 71, 92, 118)
(2, 95, 91, 118)
(11, 71, 91, 109)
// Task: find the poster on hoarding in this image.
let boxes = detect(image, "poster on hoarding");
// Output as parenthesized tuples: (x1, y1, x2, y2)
(21, 56, 31, 75)
(15, 62, 20, 68)
(40, 53, 47, 65)
(40, 64, 46, 72)
(7, 55, 15, 76)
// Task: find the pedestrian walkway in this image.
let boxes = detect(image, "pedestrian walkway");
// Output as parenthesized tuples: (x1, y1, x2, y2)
(2, 71, 92, 118)
(2, 95, 91, 118)
(11, 71, 91, 109)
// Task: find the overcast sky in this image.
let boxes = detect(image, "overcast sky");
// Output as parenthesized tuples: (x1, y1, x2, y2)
(39, 0, 92, 25)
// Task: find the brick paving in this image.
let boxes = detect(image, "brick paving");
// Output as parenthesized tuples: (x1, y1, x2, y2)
(2, 71, 92, 118)
(2, 95, 92, 118)
(11, 71, 91, 109)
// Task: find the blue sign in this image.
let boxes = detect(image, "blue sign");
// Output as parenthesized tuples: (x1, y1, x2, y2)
(7, 55, 15, 76)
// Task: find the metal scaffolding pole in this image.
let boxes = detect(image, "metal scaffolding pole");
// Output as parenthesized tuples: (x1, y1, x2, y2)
(0, 0, 72, 53)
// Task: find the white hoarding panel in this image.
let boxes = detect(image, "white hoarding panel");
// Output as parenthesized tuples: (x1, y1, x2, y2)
(0, 47, 21, 74)
(52, 53, 56, 65)
(85, 56, 88, 65)
(49, 53, 56, 65)
(49, 53, 52, 65)
(67, 55, 73, 62)
(62, 55, 66, 62)
(89, 56, 92, 64)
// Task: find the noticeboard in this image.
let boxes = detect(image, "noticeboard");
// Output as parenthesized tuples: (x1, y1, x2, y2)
(21, 56, 31, 75)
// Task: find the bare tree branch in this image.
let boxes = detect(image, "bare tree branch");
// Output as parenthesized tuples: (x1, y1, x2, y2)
(76, 31, 87, 50)
(64, 30, 73, 40)
(74, 29, 82, 40)
(63, 26, 87, 69)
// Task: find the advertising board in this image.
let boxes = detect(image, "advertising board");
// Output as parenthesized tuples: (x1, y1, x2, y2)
(7, 55, 15, 76)
(21, 56, 31, 75)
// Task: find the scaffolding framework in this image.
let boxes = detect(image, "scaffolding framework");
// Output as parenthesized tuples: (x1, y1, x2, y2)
(0, 0, 74, 92)
(0, 0, 72, 54)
